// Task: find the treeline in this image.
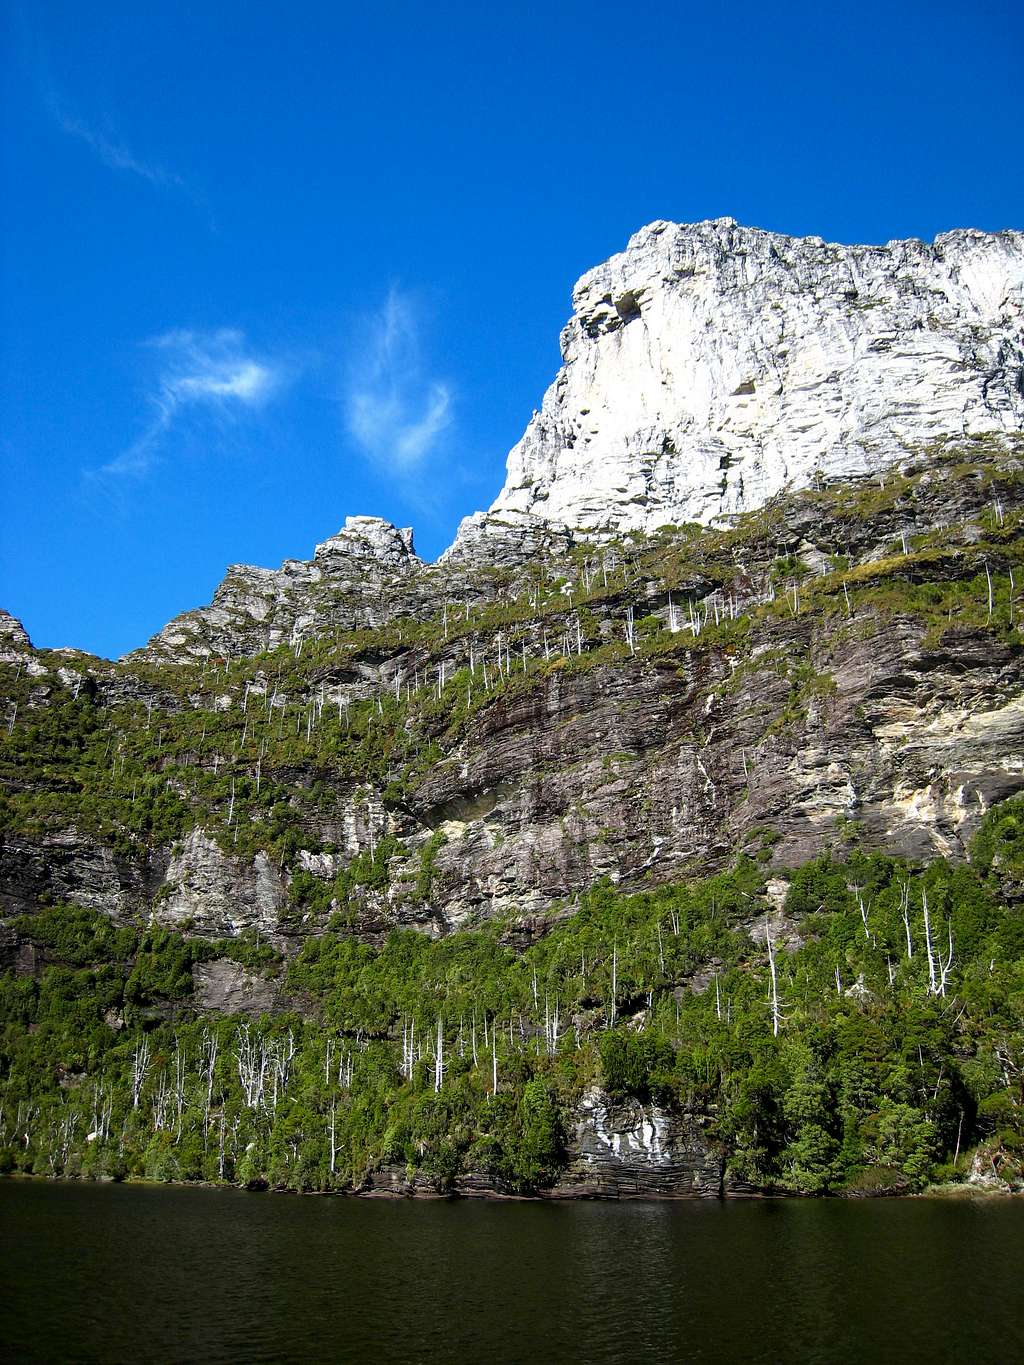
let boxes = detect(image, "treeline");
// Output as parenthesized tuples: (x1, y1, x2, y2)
(2, 798, 1023, 1194)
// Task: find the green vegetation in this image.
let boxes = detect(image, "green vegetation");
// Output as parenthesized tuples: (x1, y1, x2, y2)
(2, 800, 1022, 1195)
(1, 439, 1020, 882)
(2, 442, 1023, 1196)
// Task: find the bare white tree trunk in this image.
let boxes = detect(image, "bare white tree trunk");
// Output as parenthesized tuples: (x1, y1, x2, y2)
(151, 1069, 170, 1130)
(201, 1030, 218, 1135)
(131, 1038, 151, 1109)
(173, 1040, 187, 1140)
(923, 888, 937, 994)
(766, 928, 782, 1037)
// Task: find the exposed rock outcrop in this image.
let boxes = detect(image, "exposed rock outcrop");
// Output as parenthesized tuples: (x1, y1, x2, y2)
(4, 221, 1024, 946)
(159, 830, 287, 939)
(472, 218, 1024, 541)
(139, 516, 424, 663)
(0, 828, 161, 920)
(3, 443, 1023, 941)
(191, 958, 282, 1015)
(133, 220, 1024, 660)
(360, 1087, 725, 1199)
(550, 1087, 723, 1198)
(964, 1141, 1024, 1194)
(0, 611, 31, 650)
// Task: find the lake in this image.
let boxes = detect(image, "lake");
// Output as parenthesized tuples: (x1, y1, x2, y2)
(2, 1181, 1022, 1363)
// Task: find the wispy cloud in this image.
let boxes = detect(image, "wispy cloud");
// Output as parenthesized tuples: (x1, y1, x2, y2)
(21, 12, 213, 221)
(51, 105, 186, 190)
(36, 58, 196, 197)
(95, 329, 282, 479)
(346, 289, 453, 473)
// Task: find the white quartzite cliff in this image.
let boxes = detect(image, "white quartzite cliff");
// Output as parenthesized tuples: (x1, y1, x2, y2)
(450, 217, 1024, 548)
(132, 218, 1024, 658)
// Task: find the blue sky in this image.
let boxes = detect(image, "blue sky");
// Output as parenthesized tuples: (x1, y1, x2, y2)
(2, 0, 1022, 658)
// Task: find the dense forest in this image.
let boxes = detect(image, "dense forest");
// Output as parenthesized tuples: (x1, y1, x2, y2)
(2, 795, 1022, 1195)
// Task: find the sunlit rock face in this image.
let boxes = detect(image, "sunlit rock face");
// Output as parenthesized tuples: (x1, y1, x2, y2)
(475, 218, 1024, 537)
(138, 220, 1024, 648)
(0, 610, 31, 652)
(137, 516, 423, 661)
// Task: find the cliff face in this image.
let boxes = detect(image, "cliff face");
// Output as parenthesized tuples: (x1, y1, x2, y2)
(3, 440, 1022, 944)
(0, 611, 32, 650)
(3, 223, 1024, 949)
(3, 220, 1024, 1200)
(458, 219, 1024, 542)
(136, 221, 1024, 664)
(550, 1088, 724, 1199)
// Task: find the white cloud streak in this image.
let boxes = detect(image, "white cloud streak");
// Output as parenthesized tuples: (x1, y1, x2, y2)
(345, 290, 452, 473)
(52, 108, 186, 190)
(96, 329, 281, 479)
(20, 13, 185, 194)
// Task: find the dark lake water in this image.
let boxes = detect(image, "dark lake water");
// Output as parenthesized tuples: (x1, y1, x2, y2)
(2, 1182, 1023, 1364)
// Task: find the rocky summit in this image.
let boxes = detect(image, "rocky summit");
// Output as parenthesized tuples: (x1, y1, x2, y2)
(3, 220, 1024, 1200)
(465, 218, 1024, 540)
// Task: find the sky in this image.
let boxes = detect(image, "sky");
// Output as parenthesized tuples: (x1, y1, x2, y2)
(2, 0, 1022, 659)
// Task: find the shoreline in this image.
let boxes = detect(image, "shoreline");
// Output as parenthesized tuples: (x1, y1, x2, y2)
(4, 1169, 1020, 1203)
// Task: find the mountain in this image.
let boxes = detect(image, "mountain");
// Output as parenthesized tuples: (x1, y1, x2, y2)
(2, 221, 1024, 1198)
(459, 218, 1024, 541)
(141, 219, 1024, 662)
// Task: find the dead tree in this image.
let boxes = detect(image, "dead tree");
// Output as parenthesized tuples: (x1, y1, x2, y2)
(434, 1017, 444, 1092)
(923, 887, 938, 995)
(766, 928, 783, 1037)
(201, 1030, 218, 1135)
(131, 1038, 151, 1109)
